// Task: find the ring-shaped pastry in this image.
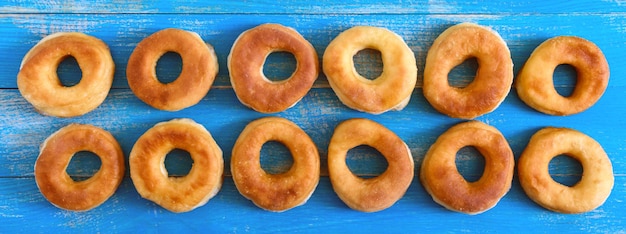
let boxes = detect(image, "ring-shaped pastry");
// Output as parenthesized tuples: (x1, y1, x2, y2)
(129, 118, 223, 213)
(17, 32, 115, 117)
(420, 121, 514, 214)
(35, 124, 125, 211)
(231, 117, 320, 212)
(328, 118, 414, 212)
(423, 23, 513, 119)
(228, 24, 319, 113)
(127, 28, 218, 111)
(518, 127, 613, 213)
(323, 26, 417, 114)
(516, 36, 609, 115)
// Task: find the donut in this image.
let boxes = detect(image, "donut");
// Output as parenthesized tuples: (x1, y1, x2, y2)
(129, 119, 223, 213)
(516, 36, 609, 115)
(17, 32, 115, 117)
(323, 26, 417, 114)
(420, 121, 514, 214)
(328, 118, 414, 212)
(127, 28, 218, 111)
(231, 117, 319, 212)
(228, 24, 319, 113)
(35, 124, 124, 211)
(518, 127, 614, 213)
(423, 23, 513, 119)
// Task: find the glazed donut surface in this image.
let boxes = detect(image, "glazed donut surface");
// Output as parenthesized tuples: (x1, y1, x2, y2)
(323, 26, 417, 114)
(127, 28, 218, 111)
(130, 118, 223, 213)
(228, 24, 319, 113)
(516, 36, 609, 115)
(423, 23, 513, 119)
(420, 121, 514, 214)
(35, 124, 125, 211)
(518, 127, 614, 213)
(17, 32, 115, 117)
(328, 118, 414, 212)
(231, 117, 320, 212)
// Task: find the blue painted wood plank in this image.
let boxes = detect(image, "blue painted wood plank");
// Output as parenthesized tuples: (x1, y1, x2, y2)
(1, 1, 625, 232)
(2, 87, 624, 177)
(1, 177, 623, 232)
(2, 0, 626, 14)
(2, 13, 626, 88)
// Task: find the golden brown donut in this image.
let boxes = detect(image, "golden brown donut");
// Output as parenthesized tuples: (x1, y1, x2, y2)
(228, 24, 319, 113)
(35, 124, 125, 211)
(420, 121, 514, 214)
(423, 23, 513, 119)
(328, 118, 414, 212)
(129, 118, 223, 213)
(127, 28, 218, 111)
(231, 117, 320, 212)
(17, 32, 115, 117)
(323, 26, 417, 114)
(516, 36, 609, 115)
(518, 127, 614, 213)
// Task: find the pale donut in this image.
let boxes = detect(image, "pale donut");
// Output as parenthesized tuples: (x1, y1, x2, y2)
(127, 28, 218, 111)
(423, 23, 513, 119)
(518, 127, 613, 213)
(228, 24, 319, 113)
(17, 32, 115, 117)
(231, 117, 320, 212)
(129, 118, 223, 213)
(420, 121, 514, 214)
(516, 36, 609, 115)
(35, 124, 125, 211)
(323, 26, 417, 114)
(328, 118, 414, 212)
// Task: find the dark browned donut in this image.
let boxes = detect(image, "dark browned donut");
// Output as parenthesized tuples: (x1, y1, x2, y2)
(228, 24, 319, 113)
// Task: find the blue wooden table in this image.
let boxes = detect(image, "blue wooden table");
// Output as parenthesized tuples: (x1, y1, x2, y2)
(1, 1, 625, 232)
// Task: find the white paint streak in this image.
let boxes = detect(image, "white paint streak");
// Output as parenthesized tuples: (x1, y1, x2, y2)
(427, 0, 459, 14)
(603, 0, 626, 6)
(10, 14, 101, 37)
(0, 6, 36, 13)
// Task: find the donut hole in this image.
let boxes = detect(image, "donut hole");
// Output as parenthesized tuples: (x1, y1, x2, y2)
(260, 141, 294, 174)
(263, 51, 297, 82)
(449, 57, 478, 88)
(155, 52, 183, 84)
(553, 64, 577, 97)
(56, 56, 82, 87)
(548, 154, 583, 187)
(346, 145, 388, 178)
(164, 148, 193, 177)
(353, 48, 383, 80)
(66, 151, 101, 182)
(455, 146, 485, 182)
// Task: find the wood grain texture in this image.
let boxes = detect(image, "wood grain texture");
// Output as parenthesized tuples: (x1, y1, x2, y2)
(1, 1, 625, 232)
(3, 0, 626, 14)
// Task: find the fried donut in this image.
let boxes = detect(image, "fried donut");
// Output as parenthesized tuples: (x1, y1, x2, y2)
(228, 24, 319, 113)
(323, 26, 417, 114)
(129, 119, 223, 213)
(420, 121, 514, 214)
(127, 28, 218, 111)
(518, 127, 614, 213)
(17, 32, 115, 117)
(516, 36, 609, 115)
(328, 118, 414, 212)
(423, 23, 513, 119)
(231, 117, 320, 212)
(35, 124, 124, 211)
